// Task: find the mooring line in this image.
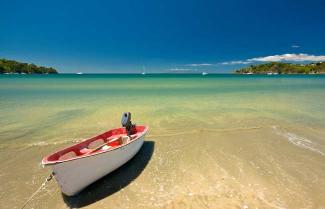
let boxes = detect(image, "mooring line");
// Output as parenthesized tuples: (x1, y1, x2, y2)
(21, 173, 54, 209)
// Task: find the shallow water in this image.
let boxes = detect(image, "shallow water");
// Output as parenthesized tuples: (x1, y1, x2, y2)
(0, 74, 325, 209)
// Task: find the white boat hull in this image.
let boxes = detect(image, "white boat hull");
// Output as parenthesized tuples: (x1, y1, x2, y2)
(50, 135, 145, 196)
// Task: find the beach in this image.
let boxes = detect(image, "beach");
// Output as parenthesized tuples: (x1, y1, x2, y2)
(0, 74, 325, 209)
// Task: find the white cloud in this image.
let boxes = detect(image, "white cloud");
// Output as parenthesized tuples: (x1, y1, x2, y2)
(184, 53, 325, 68)
(247, 53, 325, 62)
(218, 53, 325, 65)
(220, 60, 252, 65)
(291, 45, 300, 48)
(185, 63, 213, 67)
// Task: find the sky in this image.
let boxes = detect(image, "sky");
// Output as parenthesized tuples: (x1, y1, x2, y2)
(1, 0, 325, 73)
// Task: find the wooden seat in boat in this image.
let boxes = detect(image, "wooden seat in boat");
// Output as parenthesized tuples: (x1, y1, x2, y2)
(88, 139, 105, 149)
(121, 136, 130, 144)
(59, 151, 77, 161)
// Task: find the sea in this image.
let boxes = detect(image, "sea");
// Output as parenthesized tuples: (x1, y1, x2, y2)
(0, 74, 325, 209)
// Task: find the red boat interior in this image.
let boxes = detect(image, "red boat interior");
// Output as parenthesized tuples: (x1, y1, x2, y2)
(43, 126, 147, 164)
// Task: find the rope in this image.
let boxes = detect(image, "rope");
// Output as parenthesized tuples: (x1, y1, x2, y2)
(21, 173, 54, 209)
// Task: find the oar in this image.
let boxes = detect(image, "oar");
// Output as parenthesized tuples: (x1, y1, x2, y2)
(87, 137, 120, 154)
(86, 134, 138, 154)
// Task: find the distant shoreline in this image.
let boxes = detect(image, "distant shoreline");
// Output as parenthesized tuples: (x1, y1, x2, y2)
(235, 62, 325, 74)
(0, 58, 58, 74)
(2, 58, 325, 75)
(1, 73, 325, 76)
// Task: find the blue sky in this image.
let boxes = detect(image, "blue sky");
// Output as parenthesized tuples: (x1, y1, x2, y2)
(1, 0, 325, 73)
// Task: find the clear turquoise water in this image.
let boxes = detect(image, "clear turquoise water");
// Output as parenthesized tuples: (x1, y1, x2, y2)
(1, 74, 325, 142)
(1, 74, 325, 208)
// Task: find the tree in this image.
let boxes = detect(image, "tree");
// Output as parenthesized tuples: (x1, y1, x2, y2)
(0, 58, 58, 74)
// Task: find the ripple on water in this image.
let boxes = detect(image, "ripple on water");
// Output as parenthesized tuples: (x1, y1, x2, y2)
(272, 125, 325, 157)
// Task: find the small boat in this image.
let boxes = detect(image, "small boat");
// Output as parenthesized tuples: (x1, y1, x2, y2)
(202, 72, 208, 76)
(76, 72, 83, 75)
(142, 65, 146, 75)
(42, 113, 148, 196)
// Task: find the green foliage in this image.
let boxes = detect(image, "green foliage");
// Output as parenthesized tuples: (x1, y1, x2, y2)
(0, 58, 58, 74)
(235, 62, 325, 74)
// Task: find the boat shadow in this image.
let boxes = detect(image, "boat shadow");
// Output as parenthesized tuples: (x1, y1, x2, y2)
(62, 140, 155, 208)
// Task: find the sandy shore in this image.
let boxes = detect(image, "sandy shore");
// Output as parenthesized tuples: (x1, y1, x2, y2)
(1, 124, 325, 209)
